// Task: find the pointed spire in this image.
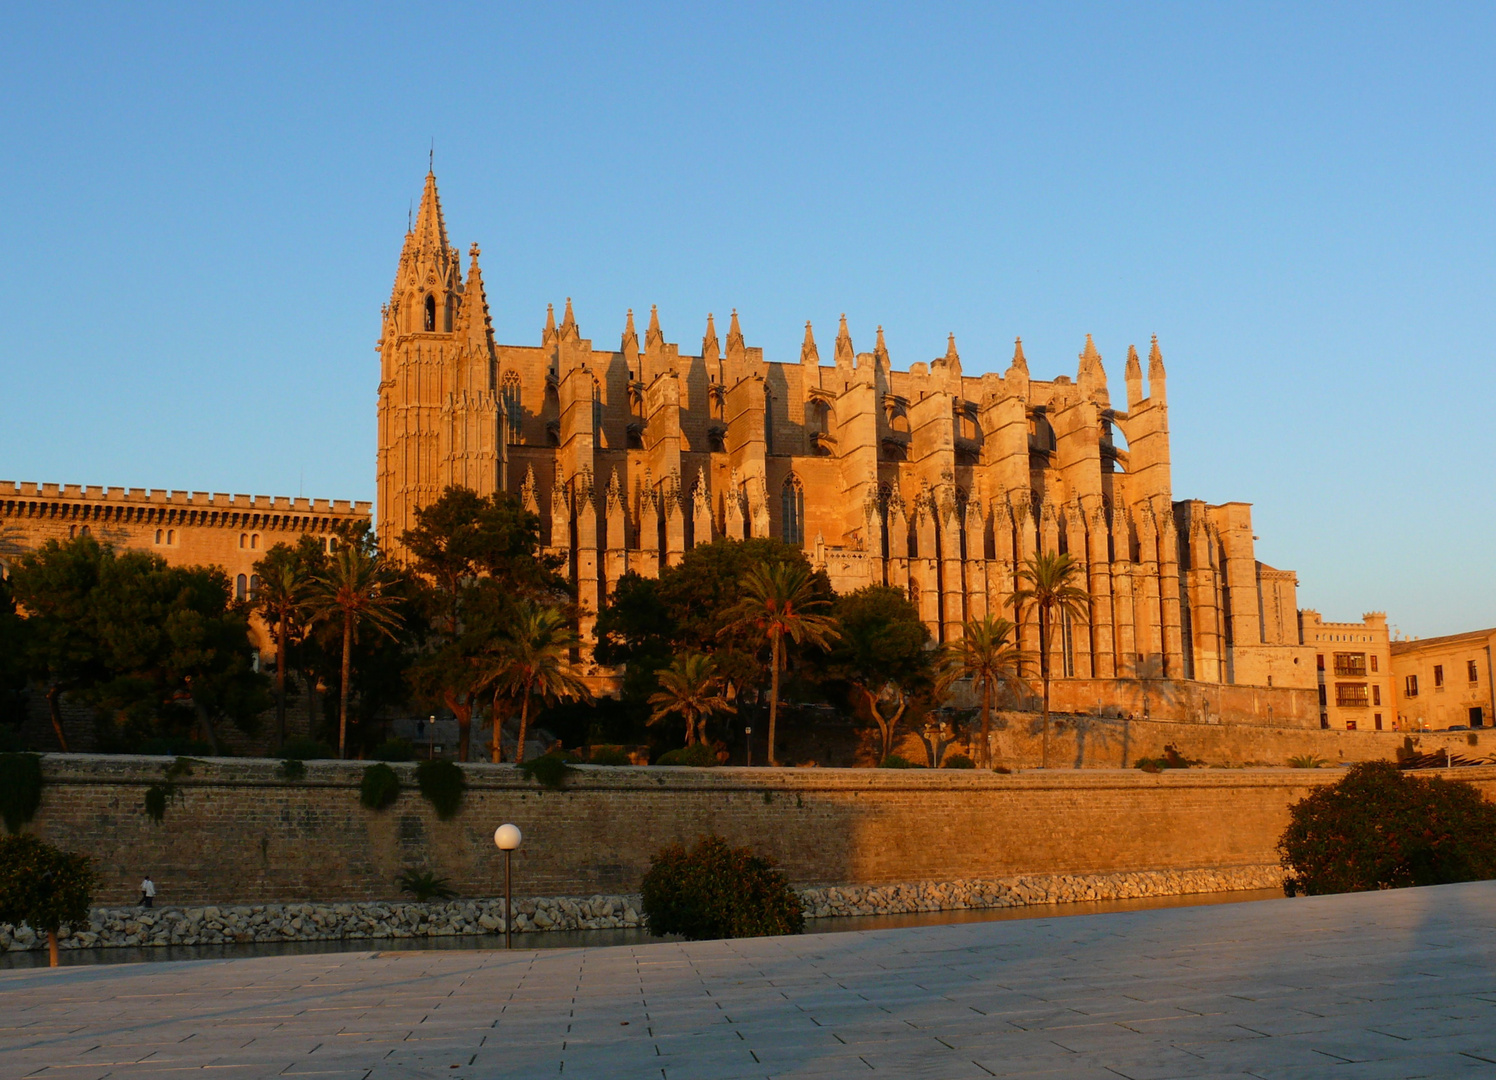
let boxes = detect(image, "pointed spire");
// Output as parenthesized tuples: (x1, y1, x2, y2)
(1147, 334, 1166, 404)
(645, 304, 664, 351)
(411, 170, 451, 257)
(1010, 336, 1029, 374)
(620, 308, 639, 357)
(543, 302, 557, 346)
(800, 320, 820, 366)
(875, 325, 890, 367)
(1081, 333, 1101, 366)
(945, 332, 960, 363)
(702, 312, 720, 363)
(559, 297, 578, 341)
(834, 313, 854, 367)
(726, 309, 744, 352)
(1125, 343, 1141, 379)
(461, 243, 492, 350)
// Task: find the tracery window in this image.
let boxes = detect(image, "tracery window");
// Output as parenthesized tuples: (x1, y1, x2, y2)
(502, 372, 522, 442)
(424, 295, 437, 332)
(781, 475, 805, 546)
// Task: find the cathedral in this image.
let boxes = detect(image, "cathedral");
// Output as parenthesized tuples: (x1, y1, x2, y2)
(377, 172, 1320, 718)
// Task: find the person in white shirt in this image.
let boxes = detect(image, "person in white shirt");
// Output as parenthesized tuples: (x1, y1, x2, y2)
(139, 875, 156, 909)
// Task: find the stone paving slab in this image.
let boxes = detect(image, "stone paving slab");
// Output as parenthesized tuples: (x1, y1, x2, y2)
(2, 883, 1496, 1078)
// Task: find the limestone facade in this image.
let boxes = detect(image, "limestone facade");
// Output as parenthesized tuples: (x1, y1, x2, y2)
(0, 480, 370, 648)
(1299, 610, 1396, 731)
(377, 172, 1322, 695)
(1390, 627, 1496, 731)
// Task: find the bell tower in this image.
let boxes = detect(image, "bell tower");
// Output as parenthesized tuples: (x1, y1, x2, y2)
(377, 170, 504, 557)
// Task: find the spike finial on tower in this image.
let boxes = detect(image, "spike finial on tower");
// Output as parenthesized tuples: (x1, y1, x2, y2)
(875, 325, 890, 368)
(800, 320, 820, 366)
(621, 309, 639, 357)
(702, 312, 720, 363)
(726, 309, 744, 352)
(645, 304, 663, 350)
(1010, 336, 1029, 374)
(543, 302, 557, 345)
(835, 313, 854, 366)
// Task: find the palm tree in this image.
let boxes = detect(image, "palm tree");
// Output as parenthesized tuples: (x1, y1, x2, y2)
(487, 602, 591, 764)
(1010, 551, 1090, 768)
(942, 614, 1024, 769)
(648, 652, 735, 747)
(722, 561, 839, 767)
(253, 547, 314, 752)
(306, 545, 404, 758)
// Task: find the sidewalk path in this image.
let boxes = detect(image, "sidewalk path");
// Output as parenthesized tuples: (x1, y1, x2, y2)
(3, 882, 1494, 1078)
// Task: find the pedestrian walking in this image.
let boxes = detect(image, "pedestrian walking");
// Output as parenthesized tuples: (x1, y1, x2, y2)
(139, 875, 156, 908)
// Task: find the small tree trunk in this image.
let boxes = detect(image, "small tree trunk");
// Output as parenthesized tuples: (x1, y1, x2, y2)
(490, 690, 504, 763)
(1039, 611, 1051, 770)
(515, 686, 532, 764)
(980, 678, 992, 769)
(767, 634, 781, 767)
(274, 622, 288, 753)
(190, 692, 221, 757)
(46, 685, 71, 753)
(339, 616, 353, 759)
(456, 699, 472, 763)
(48, 929, 59, 968)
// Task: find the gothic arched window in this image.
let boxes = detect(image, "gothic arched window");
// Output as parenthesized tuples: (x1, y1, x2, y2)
(781, 475, 805, 546)
(235, 574, 247, 602)
(424, 294, 437, 332)
(502, 371, 522, 443)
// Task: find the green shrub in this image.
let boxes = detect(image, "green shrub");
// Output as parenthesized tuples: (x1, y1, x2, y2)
(0, 753, 43, 833)
(656, 744, 719, 767)
(360, 763, 401, 810)
(586, 745, 630, 766)
(519, 752, 576, 789)
(143, 757, 194, 823)
(640, 835, 804, 940)
(1136, 745, 1192, 772)
(280, 737, 335, 760)
(878, 754, 921, 769)
(417, 759, 467, 819)
(942, 753, 975, 770)
(0, 835, 96, 937)
(1279, 760, 1496, 894)
(397, 868, 457, 902)
(373, 738, 416, 762)
(1288, 754, 1328, 769)
(277, 758, 307, 781)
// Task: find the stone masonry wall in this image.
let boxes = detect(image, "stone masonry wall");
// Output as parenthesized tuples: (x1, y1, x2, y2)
(22, 756, 1496, 908)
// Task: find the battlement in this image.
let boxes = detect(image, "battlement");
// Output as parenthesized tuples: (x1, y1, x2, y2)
(0, 480, 371, 518)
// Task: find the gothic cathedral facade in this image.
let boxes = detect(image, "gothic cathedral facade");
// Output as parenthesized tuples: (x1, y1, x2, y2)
(377, 172, 1317, 704)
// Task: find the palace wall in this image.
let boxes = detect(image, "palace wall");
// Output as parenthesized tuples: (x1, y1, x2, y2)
(0, 481, 371, 653)
(25, 756, 1496, 905)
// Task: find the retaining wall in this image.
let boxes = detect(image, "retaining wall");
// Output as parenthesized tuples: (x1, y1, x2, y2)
(23, 756, 1496, 907)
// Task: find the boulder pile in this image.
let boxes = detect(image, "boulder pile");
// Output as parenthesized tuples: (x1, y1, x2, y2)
(0, 864, 1282, 953)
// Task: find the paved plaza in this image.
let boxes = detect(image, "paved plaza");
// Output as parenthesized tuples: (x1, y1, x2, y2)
(3, 882, 1495, 1079)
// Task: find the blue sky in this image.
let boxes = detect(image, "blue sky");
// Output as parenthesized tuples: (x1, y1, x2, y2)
(2, 3, 1492, 637)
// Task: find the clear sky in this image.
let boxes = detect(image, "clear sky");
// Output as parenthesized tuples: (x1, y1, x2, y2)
(2, 3, 1492, 637)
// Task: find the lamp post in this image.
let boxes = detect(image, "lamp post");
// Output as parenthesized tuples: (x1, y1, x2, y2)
(427, 715, 436, 760)
(493, 823, 522, 949)
(744, 726, 752, 768)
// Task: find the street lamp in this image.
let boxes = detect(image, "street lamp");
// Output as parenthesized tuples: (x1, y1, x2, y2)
(744, 726, 752, 768)
(493, 823, 522, 949)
